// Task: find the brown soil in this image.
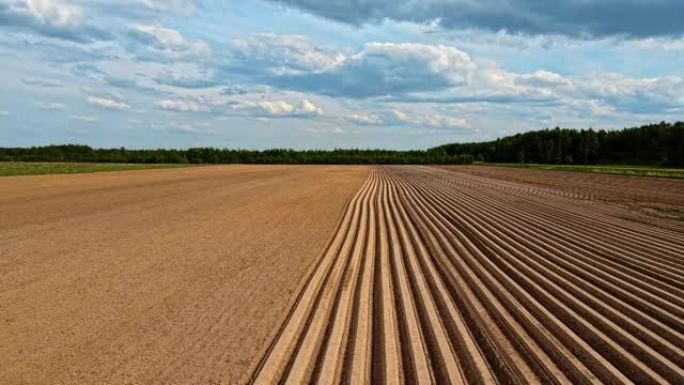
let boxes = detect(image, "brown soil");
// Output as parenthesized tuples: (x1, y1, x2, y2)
(0, 165, 369, 385)
(3, 165, 682, 385)
(253, 166, 684, 384)
(446, 165, 684, 229)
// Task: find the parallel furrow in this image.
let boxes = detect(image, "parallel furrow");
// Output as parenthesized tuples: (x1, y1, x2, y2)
(251, 166, 684, 385)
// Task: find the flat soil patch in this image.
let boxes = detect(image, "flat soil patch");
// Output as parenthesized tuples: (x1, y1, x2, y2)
(0, 165, 369, 385)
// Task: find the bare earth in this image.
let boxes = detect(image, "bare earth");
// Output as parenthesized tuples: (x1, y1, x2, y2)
(2, 165, 683, 384)
(0, 165, 369, 385)
(254, 166, 684, 384)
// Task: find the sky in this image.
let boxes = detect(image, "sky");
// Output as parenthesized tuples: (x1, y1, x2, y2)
(0, 0, 683, 150)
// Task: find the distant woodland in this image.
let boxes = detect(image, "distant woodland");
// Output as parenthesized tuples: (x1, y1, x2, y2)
(0, 146, 474, 165)
(1, 122, 682, 166)
(437, 121, 684, 167)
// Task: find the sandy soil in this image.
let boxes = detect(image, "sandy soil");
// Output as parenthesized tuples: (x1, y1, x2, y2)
(0, 165, 369, 385)
(253, 166, 683, 384)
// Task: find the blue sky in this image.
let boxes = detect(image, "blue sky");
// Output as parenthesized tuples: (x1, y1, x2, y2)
(0, 0, 683, 150)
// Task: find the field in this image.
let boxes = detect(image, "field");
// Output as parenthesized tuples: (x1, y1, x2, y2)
(0, 162, 194, 176)
(0, 165, 369, 384)
(2, 165, 683, 384)
(480, 162, 684, 179)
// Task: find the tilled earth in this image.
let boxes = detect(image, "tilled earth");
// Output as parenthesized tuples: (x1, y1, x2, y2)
(1, 165, 683, 384)
(253, 166, 684, 385)
(0, 165, 369, 385)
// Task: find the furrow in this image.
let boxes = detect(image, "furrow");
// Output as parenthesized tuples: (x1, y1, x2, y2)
(251, 166, 683, 385)
(381, 175, 434, 384)
(252, 171, 374, 385)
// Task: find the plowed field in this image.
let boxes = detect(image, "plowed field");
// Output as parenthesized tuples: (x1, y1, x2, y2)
(253, 166, 684, 385)
(2, 165, 683, 384)
(0, 165, 369, 385)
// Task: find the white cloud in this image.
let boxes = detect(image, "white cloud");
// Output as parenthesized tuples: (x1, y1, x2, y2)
(516, 70, 573, 88)
(69, 114, 99, 122)
(153, 63, 215, 87)
(577, 73, 684, 106)
(0, 110, 9, 117)
(348, 113, 384, 125)
(128, 24, 210, 59)
(232, 98, 324, 117)
(1, 0, 83, 27)
(0, 0, 109, 41)
(37, 102, 66, 110)
(231, 33, 344, 75)
(24, 0, 81, 26)
(232, 38, 478, 97)
(622, 37, 684, 52)
(299, 99, 324, 115)
(2, 1, 682, 149)
(566, 99, 617, 116)
(355, 43, 476, 85)
(392, 109, 410, 122)
(257, 100, 296, 115)
(155, 99, 210, 112)
(21, 76, 62, 87)
(87, 96, 130, 110)
(391, 109, 467, 129)
(225, 34, 680, 117)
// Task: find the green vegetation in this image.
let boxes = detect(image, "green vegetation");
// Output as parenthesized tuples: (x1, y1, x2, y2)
(2, 122, 682, 171)
(436, 121, 684, 167)
(479, 163, 684, 179)
(0, 146, 474, 165)
(0, 162, 193, 176)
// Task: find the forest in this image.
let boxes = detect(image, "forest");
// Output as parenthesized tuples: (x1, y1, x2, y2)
(0, 146, 474, 165)
(1, 121, 682, 166)
(436, 121, 684, 167)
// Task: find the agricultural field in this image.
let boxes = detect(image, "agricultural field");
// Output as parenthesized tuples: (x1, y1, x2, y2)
(1, 165, 683, 384)
(0, 162, 193, 176)
(479, 162, 684, 179)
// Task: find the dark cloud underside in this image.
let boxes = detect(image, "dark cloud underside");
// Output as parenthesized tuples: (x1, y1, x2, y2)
(269, 0, 684, 38)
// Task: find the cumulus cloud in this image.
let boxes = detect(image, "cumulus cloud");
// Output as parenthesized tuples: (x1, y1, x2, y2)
(231, 33, 344, 75)
(87, 95, 130, 110)
(577, 73, 684, 113)
(237, 40, 476, 98)
(155, 99, 210, 112)
(20, 0, 81, 25)
(0, 0, 201, 42)
(232, 98, 324, 117)
(268, 0, 684, 38)
(299, 99, 324, 115)
(127, 24, 210, 60)
(3, 0, 681, 148)
(0, 110, 9, 116)
(155, 33, 682, 120)
(0, 0, 109, 41)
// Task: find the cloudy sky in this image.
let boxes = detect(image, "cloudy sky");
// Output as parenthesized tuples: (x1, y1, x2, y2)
(1, 0, 683, 150)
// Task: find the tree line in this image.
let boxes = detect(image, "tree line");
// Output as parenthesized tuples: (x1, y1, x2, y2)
(2, 121, 682, 166)
(0, 146, 475, 165)
(435, 121, 684, 167)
